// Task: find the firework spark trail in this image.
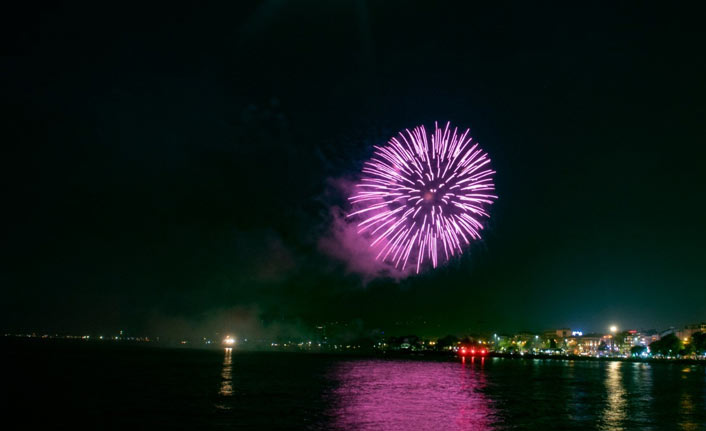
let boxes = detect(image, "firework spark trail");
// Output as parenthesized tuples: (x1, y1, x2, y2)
(348, 122, 497, 273)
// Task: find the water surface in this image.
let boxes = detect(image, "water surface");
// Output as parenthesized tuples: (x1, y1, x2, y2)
(5, 342, 705, 430)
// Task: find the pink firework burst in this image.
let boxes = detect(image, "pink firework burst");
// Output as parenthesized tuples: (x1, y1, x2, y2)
(348, 122, 497, 274)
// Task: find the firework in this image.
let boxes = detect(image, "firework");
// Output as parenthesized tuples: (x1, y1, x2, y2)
(348, 122, 497, 273)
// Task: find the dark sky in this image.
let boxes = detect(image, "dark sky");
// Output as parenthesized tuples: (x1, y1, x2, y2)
(2, 2, 705, 336)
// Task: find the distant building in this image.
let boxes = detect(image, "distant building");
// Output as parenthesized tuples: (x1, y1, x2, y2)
(676, 322, 706, 344)
(553, 328, 572, 338)
(624, 330, 638, 348)
(572, 335, 602, 355)
(601, 334, 616, 352)
(630, 331, 659, 348)
(542, 328, 571, 341)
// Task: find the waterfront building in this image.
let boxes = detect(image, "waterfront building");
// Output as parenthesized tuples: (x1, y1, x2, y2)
(676, 322, 706, 344)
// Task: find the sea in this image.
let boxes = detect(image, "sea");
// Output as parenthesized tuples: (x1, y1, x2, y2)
(5, 340, 706, 430)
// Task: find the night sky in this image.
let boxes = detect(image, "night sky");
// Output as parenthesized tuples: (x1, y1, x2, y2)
(3, 2, 705, 337)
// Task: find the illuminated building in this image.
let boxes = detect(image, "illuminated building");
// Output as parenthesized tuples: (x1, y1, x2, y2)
(676, 322, 706, 342)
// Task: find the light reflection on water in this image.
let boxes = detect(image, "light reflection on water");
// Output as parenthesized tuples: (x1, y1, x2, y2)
(200, 351, 706, 430)
(455, 357, 494, 428)
(219, 347, 233, 397)
(627, 363, 654, 429)
(680, 392, 696, 431)
(322, 358, 705, 430)
(600, 361, 627, 430)
(9, 344, 706, 429)
(328, 358, 496, 430)
(678, 366, 699, 431)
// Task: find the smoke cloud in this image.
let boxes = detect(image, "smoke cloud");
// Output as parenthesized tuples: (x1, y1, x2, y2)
(145, 305, 312, 344)
(318, 177, 412, 282)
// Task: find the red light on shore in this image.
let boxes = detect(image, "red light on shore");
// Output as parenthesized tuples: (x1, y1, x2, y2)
(459, 346, 489, 357)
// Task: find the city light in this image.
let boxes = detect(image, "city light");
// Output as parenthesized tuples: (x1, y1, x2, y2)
(5, 321, 704, 361)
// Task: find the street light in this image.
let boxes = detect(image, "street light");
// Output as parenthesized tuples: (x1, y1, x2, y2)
(610, 325, 618, 333)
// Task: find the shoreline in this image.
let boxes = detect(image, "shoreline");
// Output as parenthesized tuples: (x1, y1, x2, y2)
(4, 337, 705, 365)
(484, 352, 705, 365)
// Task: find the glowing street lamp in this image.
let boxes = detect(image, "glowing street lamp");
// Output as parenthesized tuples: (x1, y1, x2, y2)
(609, 325, 618, 333)
(223, 336, 236, 346)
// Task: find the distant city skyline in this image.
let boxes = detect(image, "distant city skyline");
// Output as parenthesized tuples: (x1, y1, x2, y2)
(6, 319, 705, 344)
